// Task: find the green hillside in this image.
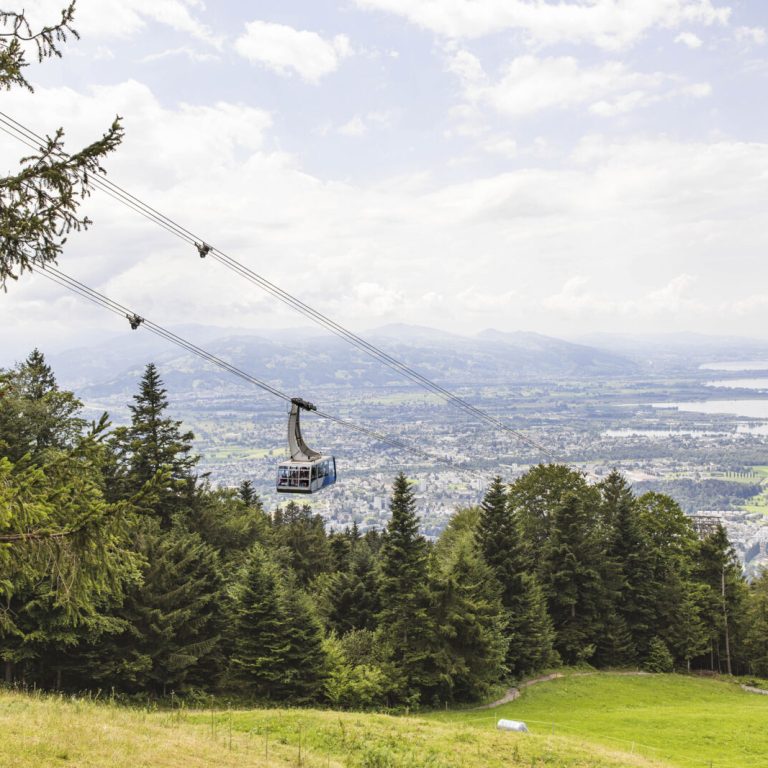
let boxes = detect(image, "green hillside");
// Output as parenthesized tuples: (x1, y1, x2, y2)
(432, 672, 768, 768)
(4, 673, 768, 768)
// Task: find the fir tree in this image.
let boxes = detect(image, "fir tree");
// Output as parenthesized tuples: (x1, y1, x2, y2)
(540, 491, 605, 664)
(86, 521, 225, 695)
(634, 492, 708, 668)
(186, 486, 268, 560)
(229, 544, 327, 702)
(238, 479, 257, 507)
(271, 500, 331, 586)
(325, 543, 380, 634)
(0, 412, 139, 686)
(475, 477, 556, 676)
(432, 529, 507, 701)
(745, 569, 768, 677)
(377, 473, 439, 704)
(695, 524, 748, 674)
(0, 349, 85, 461)
(596, 471, 649, 665)
(0, 5, 123, 288)
(108, 363, 198, 526)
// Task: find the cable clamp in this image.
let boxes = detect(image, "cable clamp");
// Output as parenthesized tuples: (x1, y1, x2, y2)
(196, 242, 211, 258)
(126, 313, 144, 330)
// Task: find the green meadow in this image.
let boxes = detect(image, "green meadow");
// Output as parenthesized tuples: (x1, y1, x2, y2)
(432, 673, 768, 768)
(4, 673, 768, 767)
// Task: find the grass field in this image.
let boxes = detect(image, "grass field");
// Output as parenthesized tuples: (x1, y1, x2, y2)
(2, 673, 767, 767)
(431, 673, 768, 768)
(738, 465, 768, 514)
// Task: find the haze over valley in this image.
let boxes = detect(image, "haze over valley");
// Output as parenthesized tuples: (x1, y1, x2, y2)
(20, 323, 768, 575)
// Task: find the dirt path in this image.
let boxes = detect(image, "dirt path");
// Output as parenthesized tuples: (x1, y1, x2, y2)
(472, 673, 564, 710)
(741, 684, 768, 695)
(474, 670, 650, 710)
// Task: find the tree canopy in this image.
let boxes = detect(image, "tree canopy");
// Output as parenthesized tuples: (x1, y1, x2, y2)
(0, 3, 122, 288)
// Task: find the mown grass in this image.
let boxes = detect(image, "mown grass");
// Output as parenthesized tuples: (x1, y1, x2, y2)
(431, 673, 768, 768)
(3, 673, 766, 767)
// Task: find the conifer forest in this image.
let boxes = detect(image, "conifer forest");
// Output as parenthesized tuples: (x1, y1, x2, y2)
(2, 350, 768, 709)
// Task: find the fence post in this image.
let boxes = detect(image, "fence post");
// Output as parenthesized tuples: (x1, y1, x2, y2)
(298, 721, 303, 766)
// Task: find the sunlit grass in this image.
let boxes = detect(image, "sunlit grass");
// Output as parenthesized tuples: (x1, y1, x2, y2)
(431, 673, 768, 768)
(4, 674, 766, 767)
(1, 687, 663, 768)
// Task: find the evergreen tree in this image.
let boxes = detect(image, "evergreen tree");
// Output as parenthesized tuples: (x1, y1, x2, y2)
(229, 544, 327, 702)
(540, 491, 605, 665)
(271, 500, 331, 586)
(0, 419, 140, 686)
(634, 493, 708, 669)
(84, 521, 225, 695)
(596, 471, 650, 665)
(695, 524, 749, 674)
(0, 4, 123, 288)
(108, 363, 198, 526)
(325, 542, 380, 635)
(432, 527, 507, 701)
(186, 486, 268, 561)
(475, 477, 555, 676)
(745, 569, 768, 677)
(228, 545, 284, 695)
(273, 582, 329, 703)
(508, 464, 597, 573)
(644, 637, 674, 673)
(0, 350, 85, 462)
(377, 473, 439, 704)
(238, 479, 258, 507)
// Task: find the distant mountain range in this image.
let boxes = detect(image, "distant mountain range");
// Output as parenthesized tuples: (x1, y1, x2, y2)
(575, 332, 768, 369)
(25, 324, 768, 399)
(44, 323, 638, 397)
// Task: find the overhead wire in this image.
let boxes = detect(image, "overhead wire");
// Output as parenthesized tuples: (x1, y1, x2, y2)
(29, 260, 488, 479)
(1, 109, 563, 464)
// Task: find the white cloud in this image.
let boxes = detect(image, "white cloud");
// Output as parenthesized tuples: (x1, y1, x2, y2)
(682, 81, 712, 97)
(590, 90, 660, 117)
(449, 53, 713, 121)
(354, 0, 730, 49)
(337, 111, 395, 137)
(4, 80, 768, 343)
(339, 116, 367, 136)
(452, 53, 667, 118)
(480, 136, 518, 158)
(541, 274, 704, 317)
(140, 46, 219, 63)
(675, 31, 704, 48)
(20, 0, 221, 46)
(735, 26, 767, 45)
(235, 20, 353, 83)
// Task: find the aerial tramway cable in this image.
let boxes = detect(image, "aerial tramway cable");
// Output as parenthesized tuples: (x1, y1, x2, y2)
(1, 110, 562, 463)
(29, 260, 487, 480)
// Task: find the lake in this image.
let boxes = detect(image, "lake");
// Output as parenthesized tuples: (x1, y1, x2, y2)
(700, 361, 768, 371)
(653, 400, 768, 419)
(706, 378, 768, 391)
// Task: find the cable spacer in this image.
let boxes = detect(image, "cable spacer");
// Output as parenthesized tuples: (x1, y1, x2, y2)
(196, 242, 211, 258)
(126, 313, 144, 330)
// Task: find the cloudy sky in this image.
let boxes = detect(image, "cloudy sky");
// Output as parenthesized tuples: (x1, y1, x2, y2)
(2, 0, 768, 360)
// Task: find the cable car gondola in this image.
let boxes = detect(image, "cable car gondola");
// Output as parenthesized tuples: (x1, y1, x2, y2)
(276, 397, 336, 494)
